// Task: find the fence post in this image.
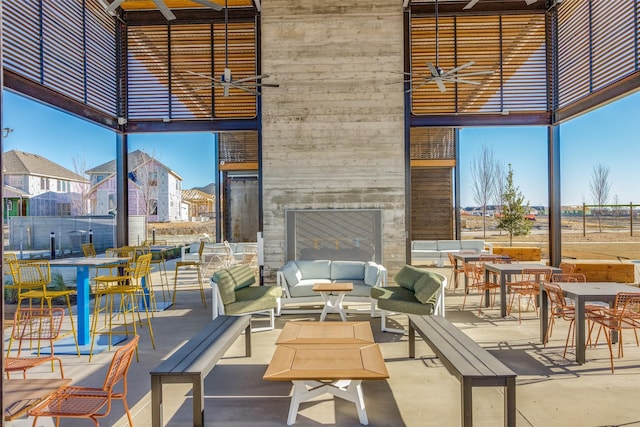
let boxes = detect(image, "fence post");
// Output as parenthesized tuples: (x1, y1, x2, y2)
(50, 232, 56, 259)
(631, 203, 634, 237)
(582, 203, 586, 237)
(152, 227, 156, 245)
(89, 229, 93, 244)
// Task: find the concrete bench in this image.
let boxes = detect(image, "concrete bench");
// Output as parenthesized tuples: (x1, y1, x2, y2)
(408, 314, 517, 427)
(150, 315, 251, 427)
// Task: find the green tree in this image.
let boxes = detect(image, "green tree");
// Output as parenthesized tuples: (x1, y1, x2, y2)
(496, 164, 531, 245)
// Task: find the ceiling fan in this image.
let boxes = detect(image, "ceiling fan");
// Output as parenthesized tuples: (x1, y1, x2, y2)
(409, 0, 494, 93)
(103, 0, 223, 21)
(463, 0, 538, 10)
(189, 0, 279, 96)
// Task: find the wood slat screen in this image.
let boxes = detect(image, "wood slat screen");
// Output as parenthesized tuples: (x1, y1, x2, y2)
(219, 131, 259, 163)
(411, 167, 453, 240)
(127, 20, 257, 120)
(410, 127, 455, 160)
(2, 0, 117, 116)
(557, 0, 640, 109)
(410, 13, 547, 115)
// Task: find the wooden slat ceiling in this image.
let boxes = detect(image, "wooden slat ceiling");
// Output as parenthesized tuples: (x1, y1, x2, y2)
(118, 0, 253, 10)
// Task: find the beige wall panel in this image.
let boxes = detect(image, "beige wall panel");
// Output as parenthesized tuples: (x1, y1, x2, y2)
(260, 0, 406, 281)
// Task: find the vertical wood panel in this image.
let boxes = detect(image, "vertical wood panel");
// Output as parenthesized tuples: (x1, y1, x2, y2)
(411, 167, 453, 240)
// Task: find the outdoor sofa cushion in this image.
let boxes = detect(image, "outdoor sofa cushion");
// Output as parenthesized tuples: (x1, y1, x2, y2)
(394, 265, 429, 291)
(211, 264, 256, 305)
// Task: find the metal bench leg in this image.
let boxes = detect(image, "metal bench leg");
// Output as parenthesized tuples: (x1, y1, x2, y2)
(461, 378, 473, 427)
(408, 322, 416, 358)
(193, 375, 204, 427)
(151, 375, 163, 427)
(505, 378, 516, 427)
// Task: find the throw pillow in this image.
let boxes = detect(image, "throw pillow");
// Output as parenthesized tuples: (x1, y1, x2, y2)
(413, 272, 443, 304)
(228, 264, 256, 290)
(394, 265, 428, 291)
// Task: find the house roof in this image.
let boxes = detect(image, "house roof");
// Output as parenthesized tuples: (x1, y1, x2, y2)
(3, 150, 86, 182)
(182, 188, 214, 202)
(86, 150, 183, 180)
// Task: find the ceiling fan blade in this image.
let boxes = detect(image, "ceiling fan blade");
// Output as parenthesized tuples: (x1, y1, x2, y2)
(525, 0, 538, 5)
(190, 0, 224, 11)
(427, 62, 440, 78)
(447, 77, 481, 86)
(223, 84, 230, 97)
(187, 70, 214, 79)
(452, 70, 495, 78)
(106, 0, 125, 13)
(152, 0, 176, 20)
(252, 82, 280, 88)
(463, 0, 480, 10)
(446, 61, 475, 75)
(433, 77, 447, 92)
(230, 84, 259, 96)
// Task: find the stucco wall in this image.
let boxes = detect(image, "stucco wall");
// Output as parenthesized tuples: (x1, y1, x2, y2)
(260, 0, 407, 282)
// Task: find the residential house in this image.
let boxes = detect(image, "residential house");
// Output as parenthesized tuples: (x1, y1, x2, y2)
(2, 150, 88, 220)
(181, 188, 215, 220)
(86, 150, 182, 222)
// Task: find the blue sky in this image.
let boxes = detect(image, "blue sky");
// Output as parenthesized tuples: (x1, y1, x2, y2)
(3, 91, 217, 189)
(3, 89, 639, 206)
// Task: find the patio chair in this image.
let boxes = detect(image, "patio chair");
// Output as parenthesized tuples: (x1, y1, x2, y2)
(29, 335, 139, 426)
(589, 292, 640, 373)
(446, 252, 464, 290)
(5, 307, 65, 379)
(89, 254, 155, 361)
(6, 260, 80, 356)
(506, 268, 552, 323)
(173, 241, 207, 307)
(559, 262, 576, 274)
(461, 262, 499, 314)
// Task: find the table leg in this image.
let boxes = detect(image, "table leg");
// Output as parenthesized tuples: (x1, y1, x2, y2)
(540, 285, 549, 344)
(287, 380, 368, 425)
(76, 266, 91, 346)
(500, 272, 507, 318)
(319, 292, 348, 321)
(575, 297, 586, 364)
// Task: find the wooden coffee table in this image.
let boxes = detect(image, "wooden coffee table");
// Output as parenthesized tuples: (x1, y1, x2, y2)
(312, 282, 353, 321)
(264, 333, 388, 425)
(276, 321, 374, 344)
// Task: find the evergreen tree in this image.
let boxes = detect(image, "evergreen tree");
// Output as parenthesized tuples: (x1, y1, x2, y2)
(497, 164, 531, 245)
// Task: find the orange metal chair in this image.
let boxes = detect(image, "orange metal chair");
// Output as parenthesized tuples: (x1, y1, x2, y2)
(589, 292, 640, 373)
(558, 262, 576, 274)
(462, 262, 500, 314)
(447, 252, 465, 290)
(551, 273, 586, 283)
(29, 335, 139, 426)
(506, 268, 552, 323)
(5, 307, 65, 379)
(543, 282, 579, 357)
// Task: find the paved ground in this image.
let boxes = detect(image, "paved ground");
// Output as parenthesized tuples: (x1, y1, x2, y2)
(6, 260, 640, 426)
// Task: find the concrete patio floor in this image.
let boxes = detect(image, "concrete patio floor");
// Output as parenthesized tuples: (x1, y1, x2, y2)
(6, 260, 640, 427)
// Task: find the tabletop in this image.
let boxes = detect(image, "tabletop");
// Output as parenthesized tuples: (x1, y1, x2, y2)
(276, 321, 374, 344)
(48, 256, 128, 267)
(558, 281, 640, 299)
(4, 378, 71, 421)
(312, 282, 353, 292)
(263, 343, 389, 381)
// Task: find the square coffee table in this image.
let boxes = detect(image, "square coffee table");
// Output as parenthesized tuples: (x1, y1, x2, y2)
(312, 282, 353, 321)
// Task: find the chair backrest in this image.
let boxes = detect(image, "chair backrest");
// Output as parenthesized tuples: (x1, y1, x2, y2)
(551, 273, 586, 282)
(82, 243, 97, 258)
(15, 260, 50, 293)
(102, 335, 139, 394)
(559, 262, 576, 274)
(614, 292, 640, 313)
(11, 307, 64, 347)
(521, 268, 552, 282)
(130, 253, 152, 281)
(543, 281, 567, 308)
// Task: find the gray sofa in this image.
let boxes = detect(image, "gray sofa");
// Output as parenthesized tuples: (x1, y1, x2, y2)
(276, 260, 387, 314)
(411, 240, 493, 267)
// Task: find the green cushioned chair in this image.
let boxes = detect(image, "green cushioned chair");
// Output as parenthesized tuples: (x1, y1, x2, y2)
(211, 264, 282, 331)
(371, 266, 447, 333)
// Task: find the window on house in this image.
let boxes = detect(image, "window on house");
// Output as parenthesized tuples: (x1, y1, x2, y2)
(96, 175, 104, 183)
(150, 199, 158, 215)
(41, 177, 50, 190)
(149, 172, 158, 187)
(57, 203, 71, 216)
(6, 200, 12, 211)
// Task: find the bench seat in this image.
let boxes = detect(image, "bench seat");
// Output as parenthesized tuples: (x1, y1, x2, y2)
(408, 314, 517, 427)
(150, 315, 251, 427)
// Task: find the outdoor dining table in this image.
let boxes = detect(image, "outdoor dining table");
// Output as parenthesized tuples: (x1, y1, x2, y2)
(539, 281, 640, 364)
(49, 256, 129, 347)
(483, 263, 562, 318)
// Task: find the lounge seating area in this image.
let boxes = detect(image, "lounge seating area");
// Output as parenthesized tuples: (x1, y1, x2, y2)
(7, 258, 640, 426)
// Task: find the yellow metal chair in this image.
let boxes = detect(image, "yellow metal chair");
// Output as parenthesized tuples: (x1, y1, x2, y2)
(173, 241, 207, 307)
(89, 254, 155, 361)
